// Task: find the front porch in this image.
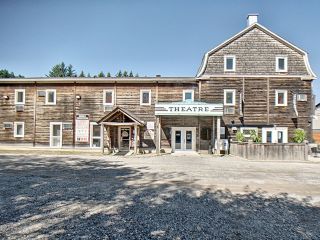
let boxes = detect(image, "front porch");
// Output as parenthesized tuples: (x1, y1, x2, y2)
(97, 107, 144, 154)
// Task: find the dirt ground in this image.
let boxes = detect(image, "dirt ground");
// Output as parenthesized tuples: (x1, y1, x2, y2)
(0, 153, 319, 239)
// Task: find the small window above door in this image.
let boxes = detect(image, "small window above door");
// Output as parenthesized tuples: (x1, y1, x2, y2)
(103, 90, 114, 106)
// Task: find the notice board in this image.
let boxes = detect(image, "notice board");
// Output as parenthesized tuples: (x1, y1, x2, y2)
(75, 114, 89, 142)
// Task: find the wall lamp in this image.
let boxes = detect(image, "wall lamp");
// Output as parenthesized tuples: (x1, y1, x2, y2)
(2, 95, 9, 100)
(76, 95, 81, 100)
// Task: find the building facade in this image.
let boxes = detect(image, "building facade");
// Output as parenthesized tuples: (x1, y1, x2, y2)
(0, 15, 316, 153)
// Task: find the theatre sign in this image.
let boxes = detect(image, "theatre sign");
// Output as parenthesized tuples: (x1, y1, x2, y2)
(155, 102, 224, 116)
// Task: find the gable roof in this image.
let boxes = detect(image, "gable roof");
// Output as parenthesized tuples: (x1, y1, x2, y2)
(97, 106, 144, 125)
(196, 23, 316, 79)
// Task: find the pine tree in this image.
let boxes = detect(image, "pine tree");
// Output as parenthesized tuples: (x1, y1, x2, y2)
(0, 69, 24, 78)
(129, 71, 134, 77)
(116, 70, 122, 77)
(47, 62, 76, 77)
(123, 70, 128, 77)
(79, 71, 85, 77)
(66, 64, 76, 77)
(87, 73, 91, 78)
(106, 72, 111, 77)
(98, 71, 105, 77)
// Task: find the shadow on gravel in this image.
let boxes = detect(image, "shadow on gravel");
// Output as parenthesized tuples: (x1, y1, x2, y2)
(0, 154, 319, 239)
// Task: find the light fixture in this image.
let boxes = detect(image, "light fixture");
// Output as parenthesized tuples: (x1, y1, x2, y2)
(76, 95, 81, 100)
(2, 95, 9, 100)
(232, 126, 237, 133)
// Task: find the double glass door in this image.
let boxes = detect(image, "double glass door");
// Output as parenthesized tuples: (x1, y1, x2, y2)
(173, 128, 195, 151)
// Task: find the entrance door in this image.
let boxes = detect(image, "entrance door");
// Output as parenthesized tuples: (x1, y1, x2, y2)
(119, 127, 131, 151)
(172, 127, 196, 152)
(50, 122, 62, 148)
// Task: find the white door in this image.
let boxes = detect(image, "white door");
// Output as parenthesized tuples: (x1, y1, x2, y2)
(50, 122, 62, 148)
(172, 127, 196, 152)
(90, 123, 102, 148)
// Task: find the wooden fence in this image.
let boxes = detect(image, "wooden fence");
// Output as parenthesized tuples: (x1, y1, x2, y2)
(229, 142, 308, 161)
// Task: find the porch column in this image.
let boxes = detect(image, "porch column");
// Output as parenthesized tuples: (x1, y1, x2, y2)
(101, 124, 105, 154)
(212, 116, 216, 154)
(134, 124, 138, 154)
(216, 117, 221, 155)
(156, 116, 160, 154)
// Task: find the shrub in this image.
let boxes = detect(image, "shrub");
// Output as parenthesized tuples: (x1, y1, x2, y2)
(292, 128, 306, 143)
(236, 131, 245, 142)
(250, 130, 262, 143)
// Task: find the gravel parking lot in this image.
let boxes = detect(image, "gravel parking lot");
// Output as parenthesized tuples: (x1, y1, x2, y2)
(0, 153, 319, 239)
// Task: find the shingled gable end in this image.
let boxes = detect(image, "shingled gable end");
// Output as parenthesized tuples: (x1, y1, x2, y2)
(197, 23, 316, 79)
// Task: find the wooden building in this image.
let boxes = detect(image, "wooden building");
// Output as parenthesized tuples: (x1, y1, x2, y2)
(0, 15, 316, 154)
(312, 103, 320, 144)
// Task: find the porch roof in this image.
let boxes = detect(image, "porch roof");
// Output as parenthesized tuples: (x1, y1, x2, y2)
(97, 107, 145, 126)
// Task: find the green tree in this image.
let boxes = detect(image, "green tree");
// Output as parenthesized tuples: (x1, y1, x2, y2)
(79, 71, 85, 77)
(0, 69, 24, 78)
(135, 73, 139, 77)
(98, 71, 105, 77)
(47, 62, 76, 77)
(116, 70, 122, 77)
(123, 70, 128, 77)
(106, 72, 111, 77)
(87, 73, 91, 77)
(129, 71, 134, 77)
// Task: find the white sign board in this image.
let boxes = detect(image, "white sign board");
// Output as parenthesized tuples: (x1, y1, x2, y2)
(155, 103, 223, 116)
(147, 121, 155, 130)
(75, 114, 89, 142)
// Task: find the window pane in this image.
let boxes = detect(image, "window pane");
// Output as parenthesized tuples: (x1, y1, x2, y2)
(48, 92, 55, 103)
(93, 125, 100, 137)
(105, 92, 113, 104)
(185, 92, 192, 101)
(201, 128, 211, 140)
(142, 92, 150, 104)
(226, 58, 234, 70)
(17, 92, 24, 103)
(53, 125, 60, 136)
(278, 131, 283, 143)
(16, 124, 23, 135)
(278, 93, 284, 104)
(226, 92, 233, 104)
(267, 131, 272, 143)
(278, 58, 285, 70)
(92, 139, 101, 147)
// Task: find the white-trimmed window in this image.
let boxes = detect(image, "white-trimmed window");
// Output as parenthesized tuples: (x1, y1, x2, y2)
(14, 122, 24, 138)
(224, 89, 236, 106)
(276, 56, 288, 72)
(262, 127, 288, 143)
(45, 89, 56, 105)
(183, 90, 194, 102)
(224, 55, 236, 72)
(140, 89, 151, 105)
(275, 90, 287, 106)
(15, 89, 25, 105)
(240, 127, 258, 138)
(103, 89, 114, 106)
(90, 122, 102, 148)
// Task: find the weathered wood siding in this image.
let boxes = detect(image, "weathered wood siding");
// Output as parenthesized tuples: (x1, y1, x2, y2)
(200, 77, 313, 140)
(230, 142, 308, 161)
(203, 27, 309, 76)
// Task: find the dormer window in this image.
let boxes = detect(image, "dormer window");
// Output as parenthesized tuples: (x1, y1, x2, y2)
(276, 56, 288, 72)
(224, 55, 236, 72)
(183, 90, 194, 102)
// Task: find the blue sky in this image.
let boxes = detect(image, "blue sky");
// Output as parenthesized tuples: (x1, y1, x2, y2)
(0, 0, 319, 102)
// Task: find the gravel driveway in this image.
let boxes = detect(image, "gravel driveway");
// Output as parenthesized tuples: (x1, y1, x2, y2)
(0, 154, 319, 239)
